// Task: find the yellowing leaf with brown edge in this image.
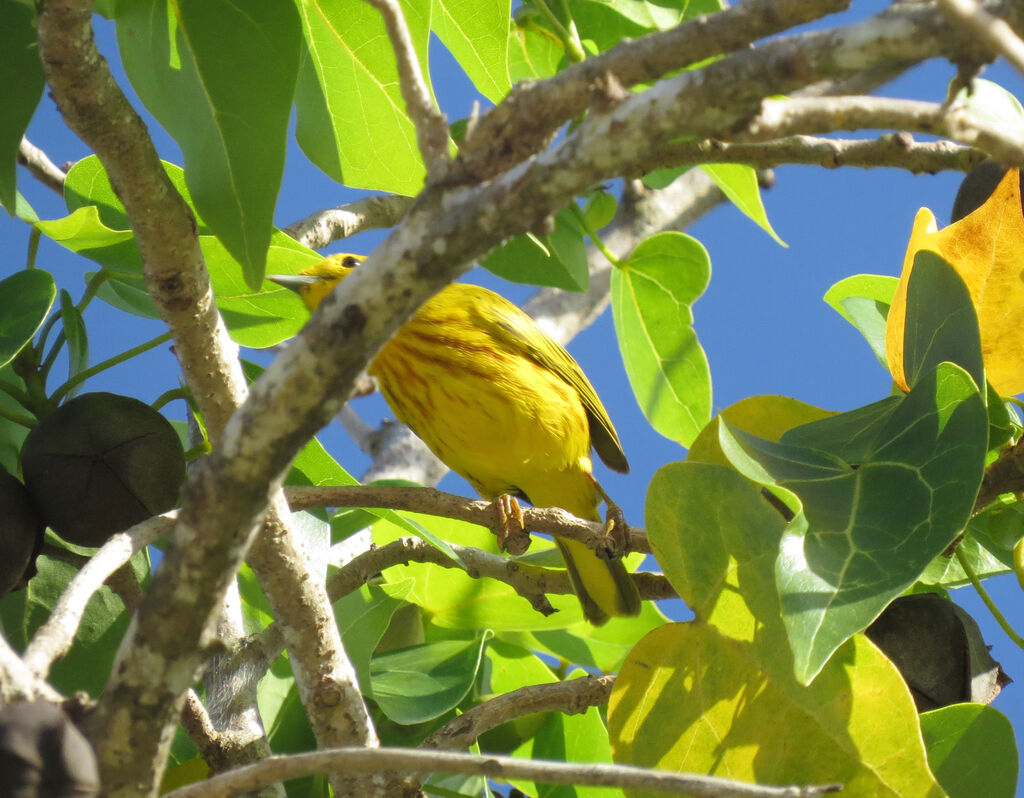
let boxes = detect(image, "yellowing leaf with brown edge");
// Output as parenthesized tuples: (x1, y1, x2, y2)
(887, 168, 1024, 395)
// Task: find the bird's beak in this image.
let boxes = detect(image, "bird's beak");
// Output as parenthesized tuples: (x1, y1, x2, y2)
(267, 273, 321, 293)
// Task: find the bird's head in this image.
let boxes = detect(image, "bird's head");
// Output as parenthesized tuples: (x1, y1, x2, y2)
(268, 253, 365, 312)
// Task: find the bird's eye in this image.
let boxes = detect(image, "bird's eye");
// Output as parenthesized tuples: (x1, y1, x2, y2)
(343, 256, 361, 269)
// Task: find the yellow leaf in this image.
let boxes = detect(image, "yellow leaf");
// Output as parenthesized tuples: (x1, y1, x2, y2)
(887, 168, 1024, 395)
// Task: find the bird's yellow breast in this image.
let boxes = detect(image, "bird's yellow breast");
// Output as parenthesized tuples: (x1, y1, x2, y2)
(368, 285, 597, 515)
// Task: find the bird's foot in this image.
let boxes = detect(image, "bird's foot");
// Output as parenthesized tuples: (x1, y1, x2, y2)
(595, 502, 630, 560)
(587, 474, 630, 560)
(495, 494, 530, 555)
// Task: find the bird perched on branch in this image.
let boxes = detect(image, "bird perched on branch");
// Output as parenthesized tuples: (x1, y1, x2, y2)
(270, 254, 641, 624)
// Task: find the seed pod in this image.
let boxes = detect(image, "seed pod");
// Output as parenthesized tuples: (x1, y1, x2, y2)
(0, 701, 100, 798)
(21, 392, 186, 547)
(951, 159, 1024, 223)
(0, 466, 44, 595)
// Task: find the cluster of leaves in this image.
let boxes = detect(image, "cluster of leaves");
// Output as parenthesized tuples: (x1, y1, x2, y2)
(2, 0, 1024, 797)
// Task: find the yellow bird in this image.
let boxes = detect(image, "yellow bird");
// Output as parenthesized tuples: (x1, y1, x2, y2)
(270, 254, 641, 625)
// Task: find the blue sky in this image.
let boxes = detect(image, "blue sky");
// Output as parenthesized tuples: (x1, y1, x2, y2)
(3, 4, 1024, 792)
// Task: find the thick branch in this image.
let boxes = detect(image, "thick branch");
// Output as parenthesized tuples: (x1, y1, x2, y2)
(937, 0, 1024, 76)
(36, 4, 377, 795)
(162, 747, 841, 798)
(458, 0, 854, 180)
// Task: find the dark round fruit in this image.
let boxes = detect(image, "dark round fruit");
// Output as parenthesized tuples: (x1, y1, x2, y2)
(21, 392, 186, 547)
(0, 466, 44, 595)
(951, 159, 1024, 223)
(0, 701, 99, 798)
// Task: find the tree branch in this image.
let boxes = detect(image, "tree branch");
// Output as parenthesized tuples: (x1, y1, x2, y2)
(458, 0, 854, 181)
(162, 746, 842, 798)
(281, 195, 414, 250)
(22, 514, 174, 679)
(365, 0, 450, 175)
(633, 134, 985, 177)
(286, 485, 651, 554)
(0, 634, 61, 704)
(937, 0, 1024, 77)
(422, 675, 615, 751)
(743, 96, 1024, 166)
(17, 137, 67, 195)
(36, 4, 379, 795)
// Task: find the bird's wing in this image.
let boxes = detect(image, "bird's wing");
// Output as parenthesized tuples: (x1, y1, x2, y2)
(482, 302, 630, 474)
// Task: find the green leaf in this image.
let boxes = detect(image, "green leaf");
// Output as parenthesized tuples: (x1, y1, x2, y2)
(0, 269, 55, 369)
(720, 362, 988, 683)
(84, 271, 160, 320)
(633, 462, 942, 795)
(0, 1, 45, 212)
(0, 367, 30, 473)
(9, 551, 143, 697)
(517, 673, 613, 798)
(370, 634, 489, 724)
(611, 624, 943, 796)
(373, 511, 608, 630)
(922, 499, 1022, 586)
(823, 273, 898, 367)
(566, 0, 721, 50)
(205, 231, 322, 349)
(482, 208, 589, 291)
(335, 579, 414, 695)
(582, 190, 617, 232)
(921, 704, 1018, 798)
(58, 290, 88, 397)
(903, 251, 985, 391)
(951, 78, 1024, 134)
(612, 231, 711, 447)
(508, 17, 564, 82)
(432, 0, 511, 103)
(117, 0, 302, 288)
(701, 163, 785, 246)
(295, 0, 429, 195)
(2, 191, 39, 222)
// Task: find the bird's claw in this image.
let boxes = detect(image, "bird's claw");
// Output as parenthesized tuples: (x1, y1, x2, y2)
(496, 494, 530, 555)
(595, 503, 630, 561)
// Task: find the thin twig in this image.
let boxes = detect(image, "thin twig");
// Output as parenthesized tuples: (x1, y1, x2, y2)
(633, 134, 985, 177)
(422, 674, 616, 751)
(281, 195, 415, 250)
(744, 96, 1024, 167)
(162, 746, 843, 798)
(937, 0, 1024, 78)
(285, 484, 651, 554)
(364, 0, 450, 175)
(23, 514, 175, 678)
(17, 137, 67, 194)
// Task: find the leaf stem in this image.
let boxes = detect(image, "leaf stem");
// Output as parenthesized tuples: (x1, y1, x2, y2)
(50, 330, 173, 403)
(568, 204, 623, 268)
(39, 330, 66, 382)
(0, 403, 38, 429)
(77, 269, 110, 314)
(152, 387, 189, 412)
(532, 0, 586, 62)
(0, 377, 34, 407)
(1014, 538, 1024, 592)
(26, 228, 41, 269)
(955, 545, 1024, 652)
